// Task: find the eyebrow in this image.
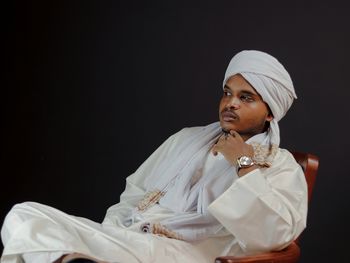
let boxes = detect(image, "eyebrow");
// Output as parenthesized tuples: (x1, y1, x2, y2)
(223, 85, 258, 96)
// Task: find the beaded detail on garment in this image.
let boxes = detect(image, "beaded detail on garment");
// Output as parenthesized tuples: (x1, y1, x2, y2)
(137, 190, 166, 212)
(152, 223, 183, 240)
(251, 143, 278, 167)
(140, 222, 183, 240)
(137, 191, 184, 240)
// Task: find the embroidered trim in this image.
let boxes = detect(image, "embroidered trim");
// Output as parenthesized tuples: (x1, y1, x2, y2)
(251, 143, 278, 167)
(152, 223, 184, 240)
(137, 190, 165, 212)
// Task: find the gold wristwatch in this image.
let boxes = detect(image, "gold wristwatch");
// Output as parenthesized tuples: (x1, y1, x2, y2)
(236, 156, 255, 171)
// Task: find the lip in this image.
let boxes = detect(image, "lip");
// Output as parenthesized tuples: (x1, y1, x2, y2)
(221, 111, 239, 122)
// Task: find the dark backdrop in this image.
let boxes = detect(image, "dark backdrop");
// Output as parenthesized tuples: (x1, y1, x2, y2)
(3, 1, 350, 262)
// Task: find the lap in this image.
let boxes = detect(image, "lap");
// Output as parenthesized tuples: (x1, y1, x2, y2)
(1, 202, 209, 263)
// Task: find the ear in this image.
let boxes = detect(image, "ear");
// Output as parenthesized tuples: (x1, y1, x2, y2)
(266, 113, 273, 122)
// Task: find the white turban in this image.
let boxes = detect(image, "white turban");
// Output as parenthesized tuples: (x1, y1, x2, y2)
(223, 50, 297, 146)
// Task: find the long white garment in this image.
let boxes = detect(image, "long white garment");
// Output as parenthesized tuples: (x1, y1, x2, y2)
(1, 125, 307, 263)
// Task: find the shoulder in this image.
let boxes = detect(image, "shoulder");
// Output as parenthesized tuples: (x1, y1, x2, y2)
(171, 122, 221, 140)
(264, 148, 306, 187)
(273, 148, 300, 169)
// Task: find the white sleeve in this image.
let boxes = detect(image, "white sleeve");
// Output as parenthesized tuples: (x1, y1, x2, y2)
(207, 149, 308, 253)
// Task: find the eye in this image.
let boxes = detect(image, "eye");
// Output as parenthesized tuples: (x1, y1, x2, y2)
(240, 94, 254, 102)
(223, 90, 232, 97)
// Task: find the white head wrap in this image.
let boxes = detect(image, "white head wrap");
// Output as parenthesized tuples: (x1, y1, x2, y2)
(223, 50, 297, 146)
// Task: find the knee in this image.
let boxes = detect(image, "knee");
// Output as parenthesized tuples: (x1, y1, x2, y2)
(1, 201, 41, 244)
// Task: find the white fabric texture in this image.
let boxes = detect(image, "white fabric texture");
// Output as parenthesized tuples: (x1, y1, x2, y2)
(223, 50, 297, 146)
(1, 125, 307, 263)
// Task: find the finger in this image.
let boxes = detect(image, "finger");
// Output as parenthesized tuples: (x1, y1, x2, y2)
(217, 135, 226, 144)
(229, 130, 243, 141)
(217, 137, 227, 146)
(211, 144, 218, 155)
(212, 144, 222, 152)
(212, 149, 218, 156)
(229, 130, 236, 137)
(219, 133, 227, 140)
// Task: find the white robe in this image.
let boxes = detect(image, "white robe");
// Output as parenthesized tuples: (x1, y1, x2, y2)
(1, 126, 307, 263)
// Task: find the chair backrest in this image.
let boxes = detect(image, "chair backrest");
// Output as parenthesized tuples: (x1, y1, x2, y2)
(291, 152, 319, 202)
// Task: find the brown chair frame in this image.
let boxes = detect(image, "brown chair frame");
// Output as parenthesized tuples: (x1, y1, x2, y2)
(214, 152, 319, 263)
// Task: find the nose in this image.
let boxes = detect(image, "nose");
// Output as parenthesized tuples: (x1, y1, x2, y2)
(226, 96, 241, 110)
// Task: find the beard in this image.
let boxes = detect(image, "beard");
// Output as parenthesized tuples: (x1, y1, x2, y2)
(220, 119, 269, 141)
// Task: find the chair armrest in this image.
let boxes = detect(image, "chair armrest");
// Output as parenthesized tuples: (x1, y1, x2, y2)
(214, 242, 300, 263)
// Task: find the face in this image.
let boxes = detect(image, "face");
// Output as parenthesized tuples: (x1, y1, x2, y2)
(219, 74, 273, 141)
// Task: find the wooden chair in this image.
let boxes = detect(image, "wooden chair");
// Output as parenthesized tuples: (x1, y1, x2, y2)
(214, 152, 319, 263)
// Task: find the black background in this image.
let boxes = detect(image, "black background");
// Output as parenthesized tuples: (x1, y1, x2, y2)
(3, 1, 350, 262)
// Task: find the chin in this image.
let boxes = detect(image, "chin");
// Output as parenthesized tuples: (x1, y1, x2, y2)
(220, 121, 236, 132)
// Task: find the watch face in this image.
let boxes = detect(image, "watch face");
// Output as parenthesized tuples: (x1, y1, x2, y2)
(239, 156, 254, 166)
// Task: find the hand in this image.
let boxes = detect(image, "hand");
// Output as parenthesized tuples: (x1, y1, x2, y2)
(211, 130, 254, 167)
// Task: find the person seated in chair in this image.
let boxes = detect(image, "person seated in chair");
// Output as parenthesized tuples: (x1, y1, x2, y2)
(1, 50, 307, 263)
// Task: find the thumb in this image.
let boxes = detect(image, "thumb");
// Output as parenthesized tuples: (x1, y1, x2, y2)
(211, 145, 218, 156)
